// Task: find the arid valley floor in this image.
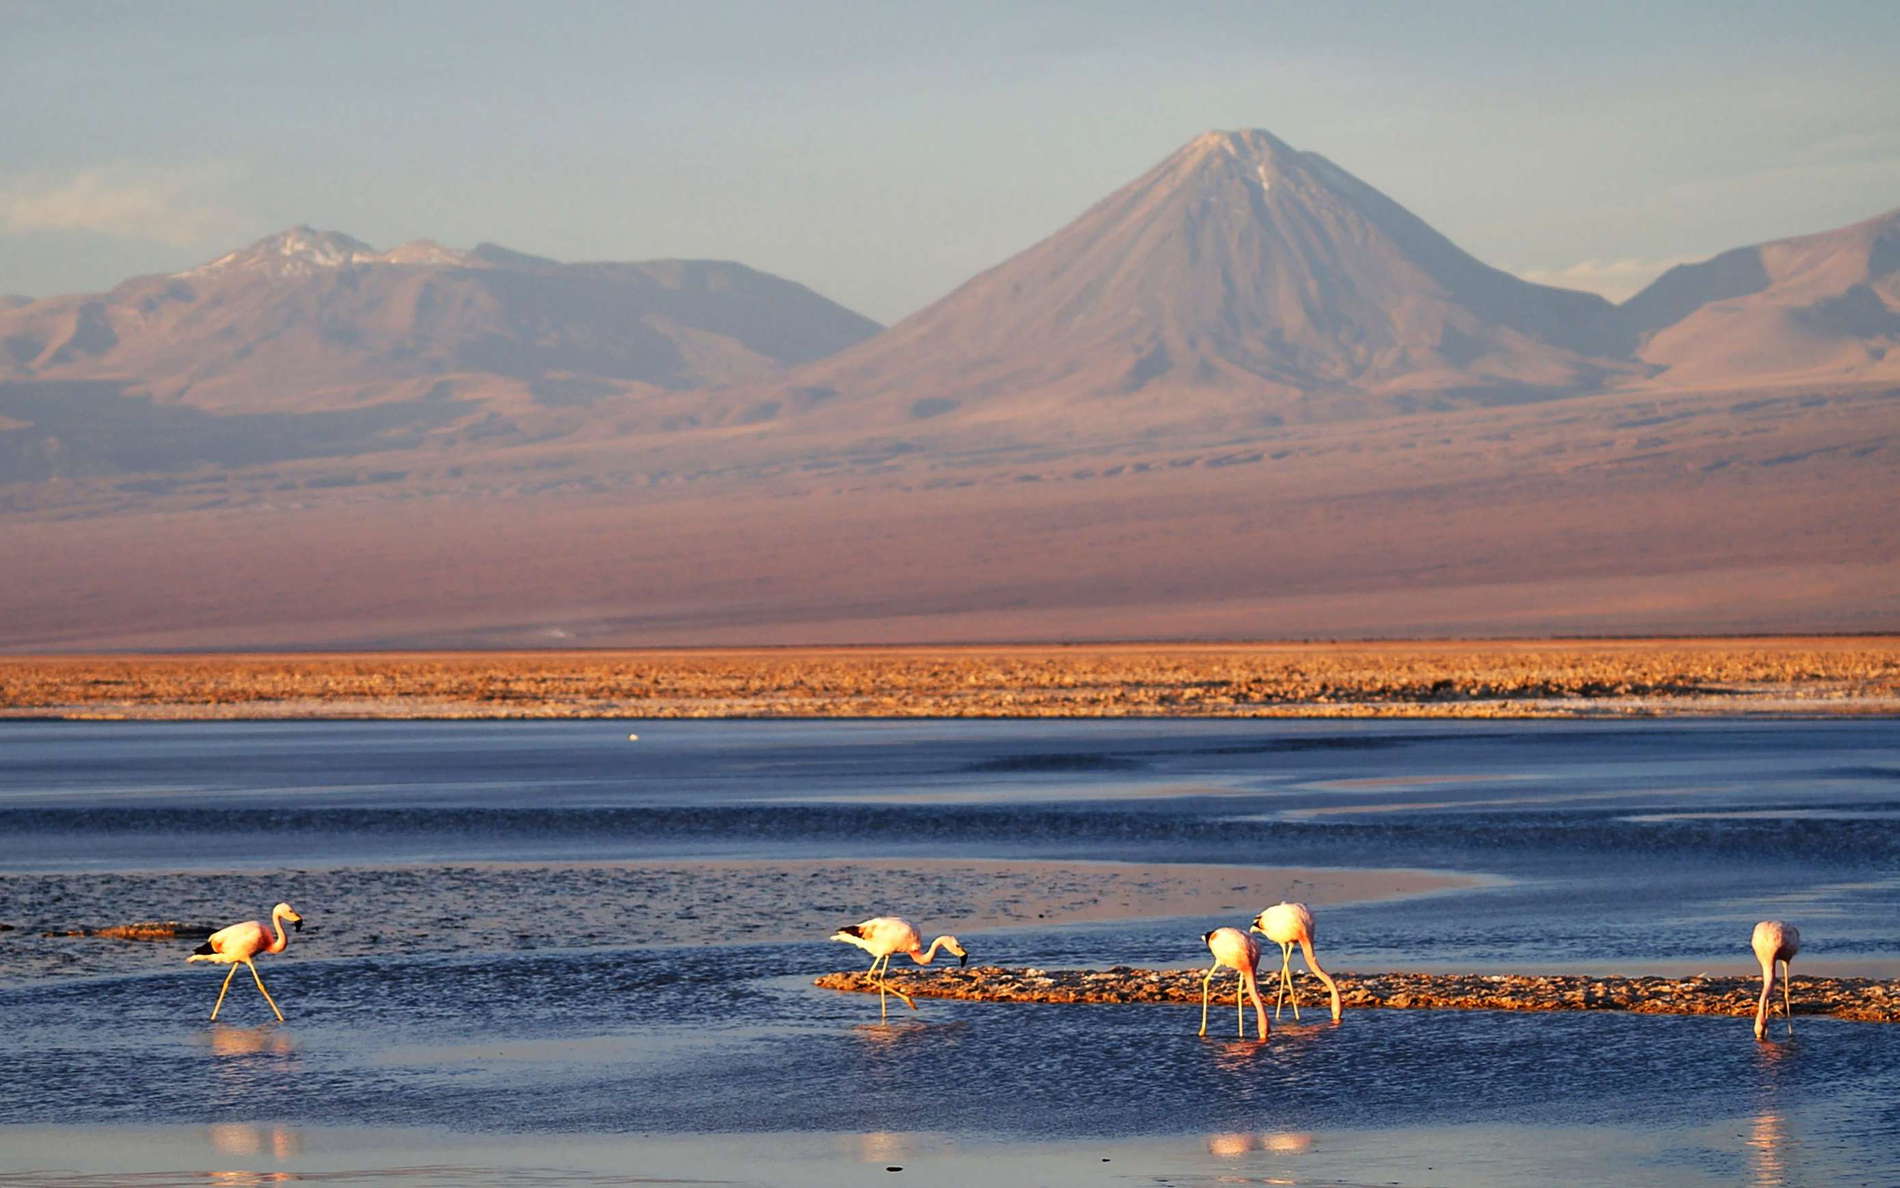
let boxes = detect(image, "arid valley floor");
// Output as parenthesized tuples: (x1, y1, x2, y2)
(5, 636, 1897, 720)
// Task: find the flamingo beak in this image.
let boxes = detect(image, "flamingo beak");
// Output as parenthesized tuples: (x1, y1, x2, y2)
(958, 953, 967, 968)
(292, 918, 304, 932)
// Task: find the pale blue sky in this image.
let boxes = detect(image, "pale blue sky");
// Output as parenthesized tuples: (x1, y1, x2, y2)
(4, 1, 1897, 321)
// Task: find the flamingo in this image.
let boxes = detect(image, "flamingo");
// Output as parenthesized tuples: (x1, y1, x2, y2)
(1199, 926, 1269, 1040)
(187, 902, 303, 1021)
(830, 917, 967, 1018)
(1250, 901, 1342, 1022)
(1751, 920, 1800, 1040)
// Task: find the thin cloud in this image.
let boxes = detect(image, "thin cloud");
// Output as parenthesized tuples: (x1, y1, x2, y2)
(1515, 255, 1695, 302)
(0, 162, 245, 246)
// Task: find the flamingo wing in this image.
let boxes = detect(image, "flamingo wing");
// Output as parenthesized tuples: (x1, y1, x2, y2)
(200, 919, 266, 959)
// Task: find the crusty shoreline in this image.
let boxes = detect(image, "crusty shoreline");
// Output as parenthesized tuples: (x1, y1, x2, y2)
(3, 637, 1897, 719)
(814, 966, 1900, 1023)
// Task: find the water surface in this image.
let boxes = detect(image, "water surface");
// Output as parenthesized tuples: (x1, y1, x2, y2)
(3, 718, 1896, 1184)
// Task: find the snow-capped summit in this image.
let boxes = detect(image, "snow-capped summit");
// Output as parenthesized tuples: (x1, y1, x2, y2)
(183, 226, 382, 278)
(377, 239, 482, 267)
(180, 227, 491, 278)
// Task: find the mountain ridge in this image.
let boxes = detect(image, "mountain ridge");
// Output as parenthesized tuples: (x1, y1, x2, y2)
(0, 228, 882, 409)
(0, 128, 1894, 649)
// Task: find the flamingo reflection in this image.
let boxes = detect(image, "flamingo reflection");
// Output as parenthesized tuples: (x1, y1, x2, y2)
(210, 1024, 296, 1057)
(207, 1122, 302, 1160)
(1207, 1131, 1314, 1157)
(1745, 1110, 1790, 1187)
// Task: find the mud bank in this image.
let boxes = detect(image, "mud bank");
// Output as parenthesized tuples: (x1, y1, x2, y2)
(815, 966, 1900, 1023)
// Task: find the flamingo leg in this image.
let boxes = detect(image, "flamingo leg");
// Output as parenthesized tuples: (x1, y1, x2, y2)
(210, 963, 240, 1021)
(245, 959, 285, 1022)
(1235, 974, 1245, 1035)
(1781, 959, 1794, 1036)
(867, 953, 889, 1018)
(1754, 959, 1775, 1040)
(1281, 943, 1303, 1020)
(1199, 967, 1215, 1036)
(865, 954, 915, 1018)
(1242, 970, 1269, 1040)
(873, 955, 915, 1013)
(888, 957, 918, 1010)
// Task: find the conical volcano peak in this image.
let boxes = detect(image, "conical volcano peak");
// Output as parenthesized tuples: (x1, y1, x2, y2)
(776, 126, 1632, 426)
(1175, 128, 1301, 179)
(1155, 128, 1367, 205)
(1184, 127, 1297, 160)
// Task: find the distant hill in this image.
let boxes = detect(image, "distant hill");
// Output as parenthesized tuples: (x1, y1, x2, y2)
(0, 228, 879, 479)
(1620, 206, 1900, 388)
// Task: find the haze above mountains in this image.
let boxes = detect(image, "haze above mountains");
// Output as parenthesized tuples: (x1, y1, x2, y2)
(2, 130, 1895, 649)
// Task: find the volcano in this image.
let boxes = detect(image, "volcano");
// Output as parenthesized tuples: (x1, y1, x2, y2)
(760, 129, 1632, 436)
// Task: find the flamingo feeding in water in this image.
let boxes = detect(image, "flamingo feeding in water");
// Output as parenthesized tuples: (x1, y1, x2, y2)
(187, 902, 304, 1021)
(830, 916, 967, 1018)
(1250, 901, 1342, 1022)
(1751, 920, 1801, 1040)
(1199, 926, 1269, 1040)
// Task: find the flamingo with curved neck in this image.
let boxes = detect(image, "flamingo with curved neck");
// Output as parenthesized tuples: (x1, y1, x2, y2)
(1752, 920, 1800, 1040)
(1200, 926, 1269, 1040)
(187, 902, 304, 1021)
(830, 916, 968, 1017)
(1250, 901, 1342, 1022)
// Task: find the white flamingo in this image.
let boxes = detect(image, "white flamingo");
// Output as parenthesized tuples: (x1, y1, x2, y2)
(1751, 920, 1800, 1040)
(187, 902, 303, 1021)
(1200, 926, 1269, 1040)
(1250, 901, 1342, 1022)
(830, 916, 967, 1018)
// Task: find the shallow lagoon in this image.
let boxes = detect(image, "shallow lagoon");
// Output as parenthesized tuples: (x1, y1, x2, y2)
(3, 719, 1897, 1184)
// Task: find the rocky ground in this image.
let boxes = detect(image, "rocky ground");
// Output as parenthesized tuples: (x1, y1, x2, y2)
(814, 966, 1900, 1023)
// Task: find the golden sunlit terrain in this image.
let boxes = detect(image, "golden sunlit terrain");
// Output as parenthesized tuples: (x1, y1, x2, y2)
(4, 637, 1897, 719)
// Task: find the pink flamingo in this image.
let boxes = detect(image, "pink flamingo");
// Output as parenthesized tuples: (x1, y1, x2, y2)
(1250, 902, 1342, 1022)
(187, 902, 304, 1021)
(1200, 926, 1269, 1040)
(830, 916, 967, 1018)
(1751, 920, 1800, 1040)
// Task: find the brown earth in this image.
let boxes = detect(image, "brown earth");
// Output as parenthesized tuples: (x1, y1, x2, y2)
(4, 372, 1894, 652)
(2, 638, 1895, 719)
(815, 966, 1900, 1024)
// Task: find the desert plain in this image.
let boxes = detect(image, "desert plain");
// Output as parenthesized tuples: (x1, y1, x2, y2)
(4, 635, 1897, 719)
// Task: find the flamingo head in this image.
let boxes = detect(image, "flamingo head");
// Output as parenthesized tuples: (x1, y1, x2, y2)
(942, 936, 968, 967)
(275, 903, 304, 932)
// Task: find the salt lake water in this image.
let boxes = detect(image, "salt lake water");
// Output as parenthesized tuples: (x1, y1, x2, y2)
(2, 718, 1897, 1185)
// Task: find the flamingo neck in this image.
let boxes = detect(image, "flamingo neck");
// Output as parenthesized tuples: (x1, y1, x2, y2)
(1298, 935, 1343, 1020)
(912, 936, 953, 965)
(267, 909, 293, 954)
